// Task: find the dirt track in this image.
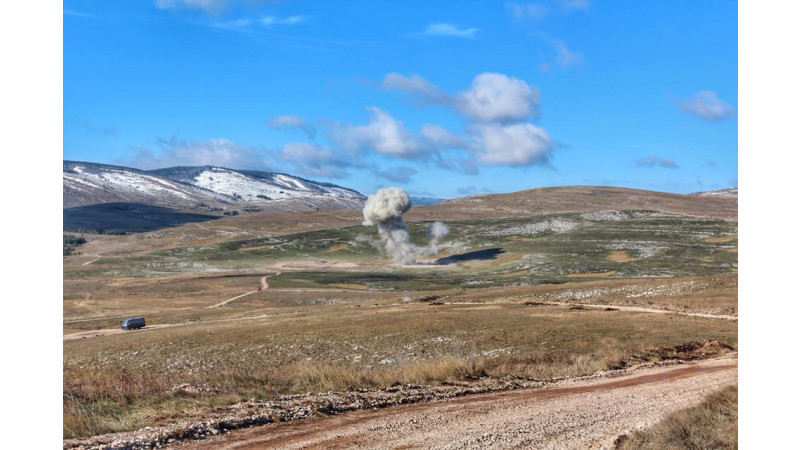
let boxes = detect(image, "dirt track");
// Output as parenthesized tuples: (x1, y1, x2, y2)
(64, 273, 279, 340)
(182, 355, 737, 450)
(206, 272, 278, 309)
(541, 301, 738, 320)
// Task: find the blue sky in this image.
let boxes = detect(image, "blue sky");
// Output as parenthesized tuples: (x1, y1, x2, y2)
(64, 0, 737, 198)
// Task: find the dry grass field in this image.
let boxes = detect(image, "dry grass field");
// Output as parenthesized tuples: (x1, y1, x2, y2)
(619, 384, 738, 449)
(63, 188, 738, 441)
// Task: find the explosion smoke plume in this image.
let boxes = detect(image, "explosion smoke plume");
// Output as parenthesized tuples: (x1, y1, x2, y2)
(362, 187, 449, 264)
(427, 221, 450, 254)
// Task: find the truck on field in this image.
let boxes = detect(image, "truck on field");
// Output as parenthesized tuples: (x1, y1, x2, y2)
(121, 317, 146, 330)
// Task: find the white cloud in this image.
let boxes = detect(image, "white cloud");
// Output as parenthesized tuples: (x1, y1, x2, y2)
(267, 115, 317, 139)
(376, 73, 555, 169)
(279, 142, 348, 178)
(553, 40, 583, 68)
(211, 18, 252, 30)
(420, 124, 469, 149)
(471, 123, 553, 166)
(423, 23, 478, 38)
(125, 137, 267, 170)
(507, 2, 550, 23)
(64, 10, 97, 19)
(635, 156, 679, 169)
(507, 0, 589, 23)
(260, 15, 309, 26)
(382, 72, 540, 122)
(330, 107, 427, 159)
(679, 91, 737, 121)
(456, 73, 540, 122)
(381, 73, 450, 104)
(372, 166, 418, 183)
(155, 0, 229, 14)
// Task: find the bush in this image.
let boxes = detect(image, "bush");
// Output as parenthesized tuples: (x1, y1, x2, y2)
(64, 234, 87, 256)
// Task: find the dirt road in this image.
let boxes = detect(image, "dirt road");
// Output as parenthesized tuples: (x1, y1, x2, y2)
(81, 255, 101, 266)
(205, 272, 279, 309)
(183, 355, 737, 450)
(63, 324, 174, 341)
(63, 311, 303, 341)
(541, 301, 738, 321)
(64, 273, 280, 340)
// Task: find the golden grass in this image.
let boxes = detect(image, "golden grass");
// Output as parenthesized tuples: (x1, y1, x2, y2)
(704, 236, 737, 243)
(618, 384, 737, 449)
(607, 250, 635, 262)
(64, 302, 737, 439)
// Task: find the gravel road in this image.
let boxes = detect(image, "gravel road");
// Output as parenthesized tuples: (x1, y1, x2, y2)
(183, 355, 737, 450)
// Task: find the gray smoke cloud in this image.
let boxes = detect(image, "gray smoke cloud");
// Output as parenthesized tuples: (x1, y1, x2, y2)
(362, 187, 449, 264)
(427, 221, 450, 255)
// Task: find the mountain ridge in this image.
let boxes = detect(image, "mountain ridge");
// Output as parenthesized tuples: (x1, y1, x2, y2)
(63, 160, 365, 210)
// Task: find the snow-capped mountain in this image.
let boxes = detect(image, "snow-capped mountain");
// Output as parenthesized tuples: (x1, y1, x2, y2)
(63, 161, 365, 211)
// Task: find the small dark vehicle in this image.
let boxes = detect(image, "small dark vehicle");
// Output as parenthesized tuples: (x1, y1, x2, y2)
(121, 317, 146, 330)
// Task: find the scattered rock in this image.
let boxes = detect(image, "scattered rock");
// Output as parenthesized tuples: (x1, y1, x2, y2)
(613, 433, 629, 448)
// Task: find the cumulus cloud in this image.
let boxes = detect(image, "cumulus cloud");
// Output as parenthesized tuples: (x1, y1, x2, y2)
(382, 72, 540, 123)
(267, 115, 317, 139)
(471, 123, 553, 166)
(377, 72, 554, 170)
(456, 73, 540, 122)
(279, 142, 349, 178)
(124, 137, 267, 170)
(423, 23, 478, 38)
(635, 155, 679, 169)
(420, 124, 469, 149)
(329, 107, 427, 159)
(678, 91, 737, 121)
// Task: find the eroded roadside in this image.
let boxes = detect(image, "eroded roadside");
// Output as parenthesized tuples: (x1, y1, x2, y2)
(63, 349, 737, 450)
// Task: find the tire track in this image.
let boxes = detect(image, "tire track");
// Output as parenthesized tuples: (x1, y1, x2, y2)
(188, 356, 737, 450)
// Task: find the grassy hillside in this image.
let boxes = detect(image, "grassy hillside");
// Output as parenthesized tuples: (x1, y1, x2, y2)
(66, 211, 737, 285)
